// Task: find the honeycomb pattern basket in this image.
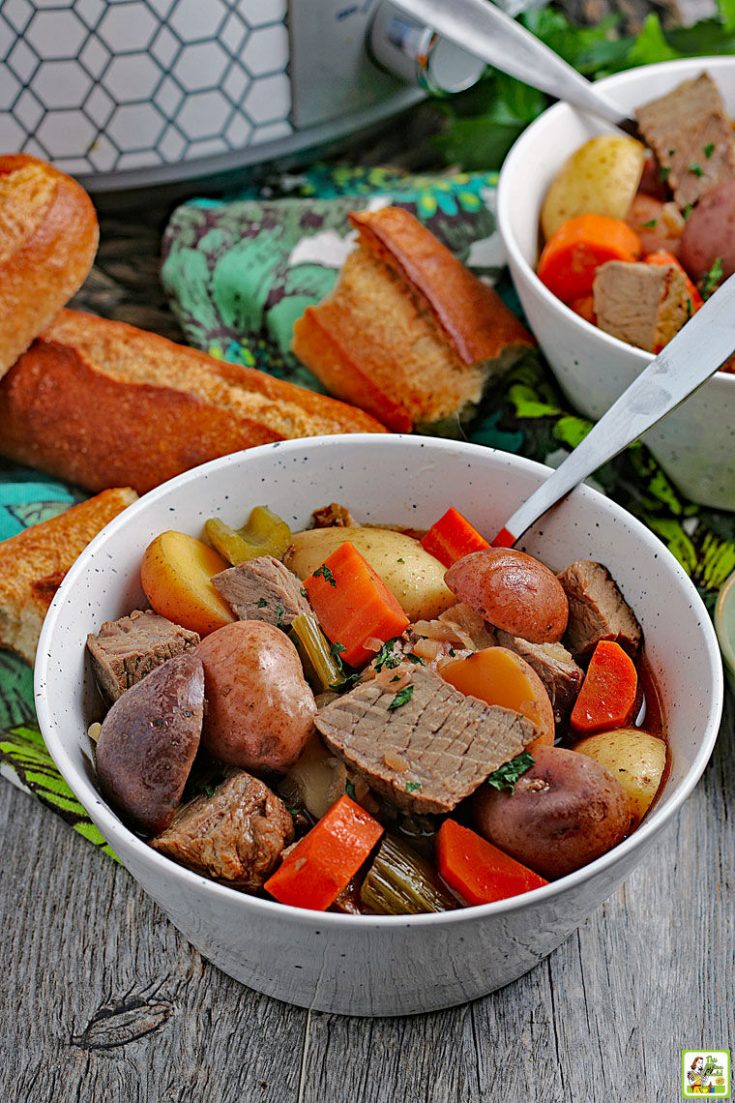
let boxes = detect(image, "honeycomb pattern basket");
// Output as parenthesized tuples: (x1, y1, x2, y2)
(0, 0, 293, 183)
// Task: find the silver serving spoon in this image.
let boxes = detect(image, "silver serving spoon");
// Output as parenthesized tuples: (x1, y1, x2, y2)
(491, 275, 735, 547)
(389, 0, 641, 136)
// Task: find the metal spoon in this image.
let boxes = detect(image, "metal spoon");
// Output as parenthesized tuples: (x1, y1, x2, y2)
(491, 275, 735, 547)
(388, 0, 641, 135)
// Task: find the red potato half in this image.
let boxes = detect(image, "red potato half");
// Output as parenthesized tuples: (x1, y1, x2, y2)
(473, 745, 632, 879)
(445, 548, 568, 643)
(197, 620, 316, 772)
(680, 180, 735, 282)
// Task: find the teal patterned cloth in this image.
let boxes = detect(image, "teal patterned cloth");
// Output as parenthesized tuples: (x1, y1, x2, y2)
(2, 164, 734, 861)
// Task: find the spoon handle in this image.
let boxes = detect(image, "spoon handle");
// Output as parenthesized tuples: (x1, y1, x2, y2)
(493, 275, 735, 547)
(388, 0, 635, 128)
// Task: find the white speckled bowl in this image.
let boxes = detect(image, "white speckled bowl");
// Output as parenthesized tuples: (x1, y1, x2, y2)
(497, 57, 735, 511)
(35, 435, 723, 1016)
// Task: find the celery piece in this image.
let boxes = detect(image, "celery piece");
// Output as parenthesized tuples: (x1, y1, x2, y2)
(291, 613, 345, 693)
(204, 506, 291, 565)
(360, 834, 456, 915)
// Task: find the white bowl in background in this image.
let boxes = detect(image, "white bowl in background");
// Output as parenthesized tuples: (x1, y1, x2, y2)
(497, 57, 735, 512)
(35, 435, 723, 1016)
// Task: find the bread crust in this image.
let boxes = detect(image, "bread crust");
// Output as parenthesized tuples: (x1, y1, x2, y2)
(349, 207, 533, 365)
(0, 155, 98, 377)
(0, 310, 385, 494)
(0, 486, 137, 665)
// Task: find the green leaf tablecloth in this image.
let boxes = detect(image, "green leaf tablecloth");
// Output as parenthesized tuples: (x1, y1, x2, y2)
(2, 164, 733, 857)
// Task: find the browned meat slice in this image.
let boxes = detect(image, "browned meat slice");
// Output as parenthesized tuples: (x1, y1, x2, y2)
(496, 631, 584, 722)
(315, 666, 535, 814)
(87, 608, 200, 703)
(557, 560, 642, 658)
(212, 555, 310, 628)
(312, 502, 356, 527)
(151, 770, 294, 890)
(635, 73, 735, 208)
(593, 261, 690, 352)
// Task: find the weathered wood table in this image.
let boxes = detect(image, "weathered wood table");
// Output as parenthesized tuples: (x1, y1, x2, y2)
(1, 194, 733, 1103)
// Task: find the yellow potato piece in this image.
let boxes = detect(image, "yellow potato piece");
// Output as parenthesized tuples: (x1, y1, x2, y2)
(541, 136, 646, 240)
(574, 727, 666, 825)
(284, 526, 455, 622)
(141, 530, 234, 637)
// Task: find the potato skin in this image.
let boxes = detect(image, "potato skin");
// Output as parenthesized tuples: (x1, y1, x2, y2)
(541, 135, 645, 240)
(445, 548, 568, 643)
(197, 621, 316, 772)
(574, 728, 666, 826)
(473, 745, 632, 878)
(285, 526, 454, 621)
(680, 180, 735, 281)
(96, 652, 204, 835)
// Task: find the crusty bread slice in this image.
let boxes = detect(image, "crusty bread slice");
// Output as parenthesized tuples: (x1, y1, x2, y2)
(0, 487, 137, 665)
(292, 206, 533, 431)
(0, 309, 385, 495)
(0, 155, 98, 378)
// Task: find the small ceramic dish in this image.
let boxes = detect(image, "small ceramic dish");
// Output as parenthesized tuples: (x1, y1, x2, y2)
(34, 435, 723, 1015)
(497, 56, 735, 511)
(715, 570, 735, 692)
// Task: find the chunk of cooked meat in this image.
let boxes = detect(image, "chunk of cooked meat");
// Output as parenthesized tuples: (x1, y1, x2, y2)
(635, 73, 735, 208)
(557, 560, 642, 658)
(593, 261, 690, 353)
(212, 555, 310, 628)
(437, 602, 496, 650)
(315, 666, 535, 814)
(87, 608, 200, 703)
(496, 631, 584, 723)
(151, 770, 294, 890)
(312, 502, 355, 528)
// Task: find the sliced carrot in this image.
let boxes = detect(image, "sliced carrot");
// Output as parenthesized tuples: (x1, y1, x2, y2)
(568, 294, 596, 325)
(420, 507, 490, 568)
(537, 214, 641, 302)
(645, 250, 703, 312)
(437, 819, 547, 905)
(304, 541, 409, 668)
(441, 646, 554, 750)
(570, 640, 638, 735)
(264, 795, 383, 911)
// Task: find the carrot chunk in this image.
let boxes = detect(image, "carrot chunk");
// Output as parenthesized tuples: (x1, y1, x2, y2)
(437, 819, 547, 906)
(304, 541, 409, 668)
(420, 507, 490, 568)
(570, 640, 638, 735)
(264, 795, 383, 911)
(538, 214, 641, 302)
(645, 250, 703, 312)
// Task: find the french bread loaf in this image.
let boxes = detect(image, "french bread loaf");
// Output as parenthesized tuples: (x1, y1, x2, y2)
(0, 486, 137, 665)
(0, 155, 98, 378)
(0, 309, 385, 495)
(292, 206, 534, 431)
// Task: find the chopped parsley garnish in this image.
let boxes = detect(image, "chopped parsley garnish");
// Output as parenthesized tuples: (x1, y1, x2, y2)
(388, 684, 414, 711)
(312, 563, 336, 587)
(390, 674, 401, 682)
(405, 652, 425, 666)
(345, 779, 356, 800)
(331, 671, 361, 693)
(704, 142, 715, 159)
(658, 165, 671, 182)
(486, 751, 535, 794)
(275, 603, 285, 627)
(667, 148, 677, 157)
(397, 557, 405, 563)
(300, 587, 308, 598)
(682, 204, 693, 221)
(405, 781, 422, 793)
(257, 597, 268, 608)
(641, 218, 658, 229)
(701, 256, 724, 299)
(374, 638, 402, 671)
(202, 783, 217, 799)
(448, 648, 456, 657)
(688, 162, 704, 177)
